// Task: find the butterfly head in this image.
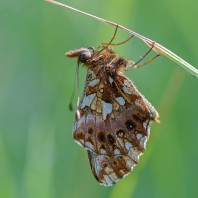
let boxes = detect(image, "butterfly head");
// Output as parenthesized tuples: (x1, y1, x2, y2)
(66, 47, 95, 63)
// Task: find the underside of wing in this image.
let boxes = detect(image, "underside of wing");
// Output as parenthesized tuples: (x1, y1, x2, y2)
(73, 68, 159, 185)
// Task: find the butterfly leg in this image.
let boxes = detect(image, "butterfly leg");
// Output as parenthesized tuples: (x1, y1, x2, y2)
(100, 35, 134, 47)
(93, 25, 119, 58)
(126, 42, 160, 70)
(133, 54, 160, 69)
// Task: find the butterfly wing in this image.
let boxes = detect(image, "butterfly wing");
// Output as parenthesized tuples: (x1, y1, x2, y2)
(73, 68, 159, 186)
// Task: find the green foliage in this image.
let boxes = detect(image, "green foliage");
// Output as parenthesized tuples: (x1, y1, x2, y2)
(0, 0, 198, 198)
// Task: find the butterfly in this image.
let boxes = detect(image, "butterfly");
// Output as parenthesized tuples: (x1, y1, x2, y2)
(66, 32, 159, 186)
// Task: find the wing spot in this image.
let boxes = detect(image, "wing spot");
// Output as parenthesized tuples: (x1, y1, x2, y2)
(107, 134, 115, 145)
(116, 129, 125, 138)
(125, 120, 134, 130)
(88, 127, 93, 134)
(75, 131, 84, 140)
(98, 131, 105, 142)
(113, 161, 117, 165)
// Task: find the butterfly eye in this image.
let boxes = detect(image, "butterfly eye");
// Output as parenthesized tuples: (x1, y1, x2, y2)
(79, 51, 92, 63)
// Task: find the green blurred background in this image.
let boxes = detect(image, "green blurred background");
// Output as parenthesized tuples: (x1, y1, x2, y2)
(1, 0, 198, 197)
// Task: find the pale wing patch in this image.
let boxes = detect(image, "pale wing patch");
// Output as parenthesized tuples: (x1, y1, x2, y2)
(125, 141, 133, 150)
(122, 86, 132, 94)
(122, 79, 133, 94)
(128, 147, 142, 163)
(108, 76, 113, 84)
(136, 133, 143, 140)
(101, 100, 112, 120)
(96, 100, 102, 113)
(90, 96, 97, 111)
(139, 136, 147, 150)
(115, 97, 125, 106)
(124, 79, 131, 87)
(113, 101, 119, 111)
(81, 93, 96, 109)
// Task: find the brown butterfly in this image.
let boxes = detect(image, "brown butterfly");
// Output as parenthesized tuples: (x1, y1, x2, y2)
(66, 28, 159, 186)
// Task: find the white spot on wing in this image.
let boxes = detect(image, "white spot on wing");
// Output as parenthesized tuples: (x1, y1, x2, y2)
(103, 175, 113, 186)
(114, 148, 121, 155)
(139, 136, 147, 150)
(123, 86, 132, 94)
(124, 156, 136, 170)
(119, 169, 125, 175)
(125, 141, 132, 150)
(109, 76, 113, 84)
(100, 149, 107, 154)
(81, 93, 96, 109)
(104, 166, 117, 183)
(85, 141, 94, 150)
(143, 120, 150, 130)
(136, 133, 143, 140)
(128, 147, 142, 163)
(115, 97, 125, 106)
(101, 100, 112, 120)
(124, 79, 131, 87)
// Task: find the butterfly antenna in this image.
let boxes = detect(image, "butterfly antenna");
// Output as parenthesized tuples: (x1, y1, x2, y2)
(75, 60, 81, 120)
(69, 76, 76, 111)
(69, 60, 80, 112)
(76, 60, 80, 107)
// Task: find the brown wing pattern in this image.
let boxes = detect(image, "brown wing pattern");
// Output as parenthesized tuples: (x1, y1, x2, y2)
(73, 67, 159, 186)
